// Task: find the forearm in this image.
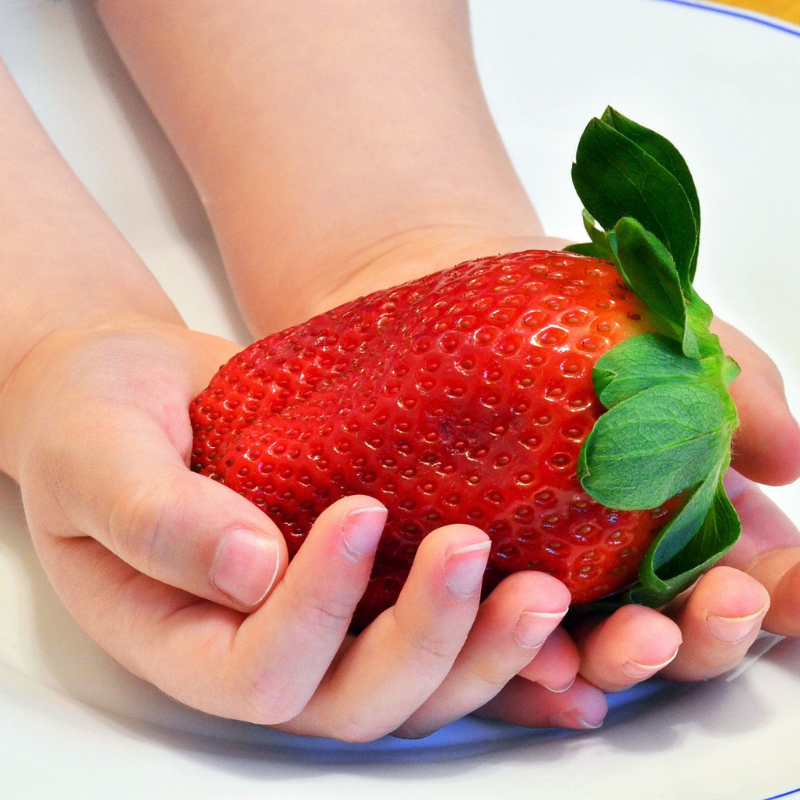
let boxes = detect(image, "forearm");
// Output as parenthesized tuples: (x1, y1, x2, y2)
(0, 59, 182, 471)
(94, 0, 547, 335)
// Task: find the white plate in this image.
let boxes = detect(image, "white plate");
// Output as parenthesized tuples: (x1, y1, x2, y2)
(1, 0, 800, 797)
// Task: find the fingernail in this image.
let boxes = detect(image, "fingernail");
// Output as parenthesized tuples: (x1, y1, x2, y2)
(707, 610, 765, 644)
(212, 530, 279, 606)
(444, 540, 491, 597)
(514, 609, 568, 649)
(550, 709, 604, 730)
(341, 506, 388, 561)
(621, 647, 680, 680)
(540, 675, 576, 693)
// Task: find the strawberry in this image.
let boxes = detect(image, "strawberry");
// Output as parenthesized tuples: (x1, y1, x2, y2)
(191, 109, 741, 628)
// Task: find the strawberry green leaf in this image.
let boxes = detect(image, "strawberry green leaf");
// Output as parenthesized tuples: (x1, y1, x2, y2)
(684, 292, 720, 360)
(583, 209, 617, 260)
(644, 469, 718, 574)
(657, 472, 740, 579)
(721, 354, 742, 387)
(593, 333, 705, 408)
(572, 115, 699, 289)
(626, 467, 740, 606)
(564, 242, 610, 259)
(578, 382, 733, 510)
(564, 210, 616, 260)
(569, 108, 742, 612)
(601, 107, 701, 280)
(610, 217, 689, 345)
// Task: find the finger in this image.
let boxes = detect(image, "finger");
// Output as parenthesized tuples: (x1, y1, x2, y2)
(746, 549, 800, 636)
(519, 624, 580, 692)
(35, 532, 249, 716)
(226, 495, 388, 723)
(34, 494, 387, 723)
(23, 403, 288, 611)
(721, 470, 800, 636)
(393, 571, 570, 738)
(477, 675, 607, 730)
(576, 604, 683, 693)
(722, 470, 800, 563)
(276, 525, 490, 742)
(712, 318, 800, 486)
(661, 565, 769, 682)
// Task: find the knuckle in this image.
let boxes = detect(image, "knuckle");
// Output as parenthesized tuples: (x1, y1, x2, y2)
(106, 471, 174, 571)
(283, 573, 357, 637)
(392, 612, 458, 664)
(413, 633, 456, 662)
(298, 593, 355, 636)
(238, 678, 306, 726)
(231, 659, 313, 726)
(329, 709, 388, 744)
(21, 443, 76, 529)
(472, 661, 516, 692)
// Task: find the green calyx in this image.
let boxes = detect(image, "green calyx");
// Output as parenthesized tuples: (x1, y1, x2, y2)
(565, 108, 741, 609)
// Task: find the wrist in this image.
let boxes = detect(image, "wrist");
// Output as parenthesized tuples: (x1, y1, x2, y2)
(222, 222, 571, 338)
(305, 229, 574, 323)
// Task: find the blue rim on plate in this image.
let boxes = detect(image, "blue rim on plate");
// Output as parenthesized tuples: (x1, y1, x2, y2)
(653, 0, 800, 37)
(209, 678, 692, 762)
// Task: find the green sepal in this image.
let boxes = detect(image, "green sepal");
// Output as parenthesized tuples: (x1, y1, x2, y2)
(563, 242, 609, 259)
(564, 210, 616, 261)
(585, 466, 739, 612)
(567, 108, 742, 612)
(627, 464, 740, 606)
(684, 292, 718, 359)
(721, 355, 742, 387)
(600, 107, 701, 281)
(592, 333, 705, 408)
(572, 109, 700, 288)
(577, 382, 733, 510)
(610, 217, 690, 349)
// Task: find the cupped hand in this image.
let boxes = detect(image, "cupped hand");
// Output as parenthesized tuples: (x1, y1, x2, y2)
(556, 318, 800, 695)
(5, 310, 795, 740)
(0, 315, 287, 611)
(292, 232, 800, 730)
(0, 313, 594, 740)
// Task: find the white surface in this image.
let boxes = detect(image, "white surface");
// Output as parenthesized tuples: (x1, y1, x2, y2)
(1, 0, 799, 797)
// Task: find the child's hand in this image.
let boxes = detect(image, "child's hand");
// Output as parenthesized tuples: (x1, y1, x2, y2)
(474, 316, 800, 729)
(3, 287, 796, 742)
(0, 315, 282, 610)
(87, 0, 800, 736)
(9, 313, 796, 743)
(0, 314, 600, 739)
(297, 237, 800, 731)
(532, 319, 800, 701)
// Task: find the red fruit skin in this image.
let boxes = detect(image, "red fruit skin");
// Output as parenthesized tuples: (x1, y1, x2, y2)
(190, 250, 678, 630)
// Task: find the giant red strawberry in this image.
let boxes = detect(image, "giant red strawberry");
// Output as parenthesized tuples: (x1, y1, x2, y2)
(191, 109, 741, 628)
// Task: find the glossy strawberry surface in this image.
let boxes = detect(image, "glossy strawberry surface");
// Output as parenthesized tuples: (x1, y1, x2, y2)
(191, 250, 678, 628)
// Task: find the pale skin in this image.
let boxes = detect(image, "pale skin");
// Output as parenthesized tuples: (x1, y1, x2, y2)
(0, 1, 799, 741)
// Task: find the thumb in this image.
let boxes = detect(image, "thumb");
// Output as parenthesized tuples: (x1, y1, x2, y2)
(713, 318, 800, 486)
(22, 402, 287, 611)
